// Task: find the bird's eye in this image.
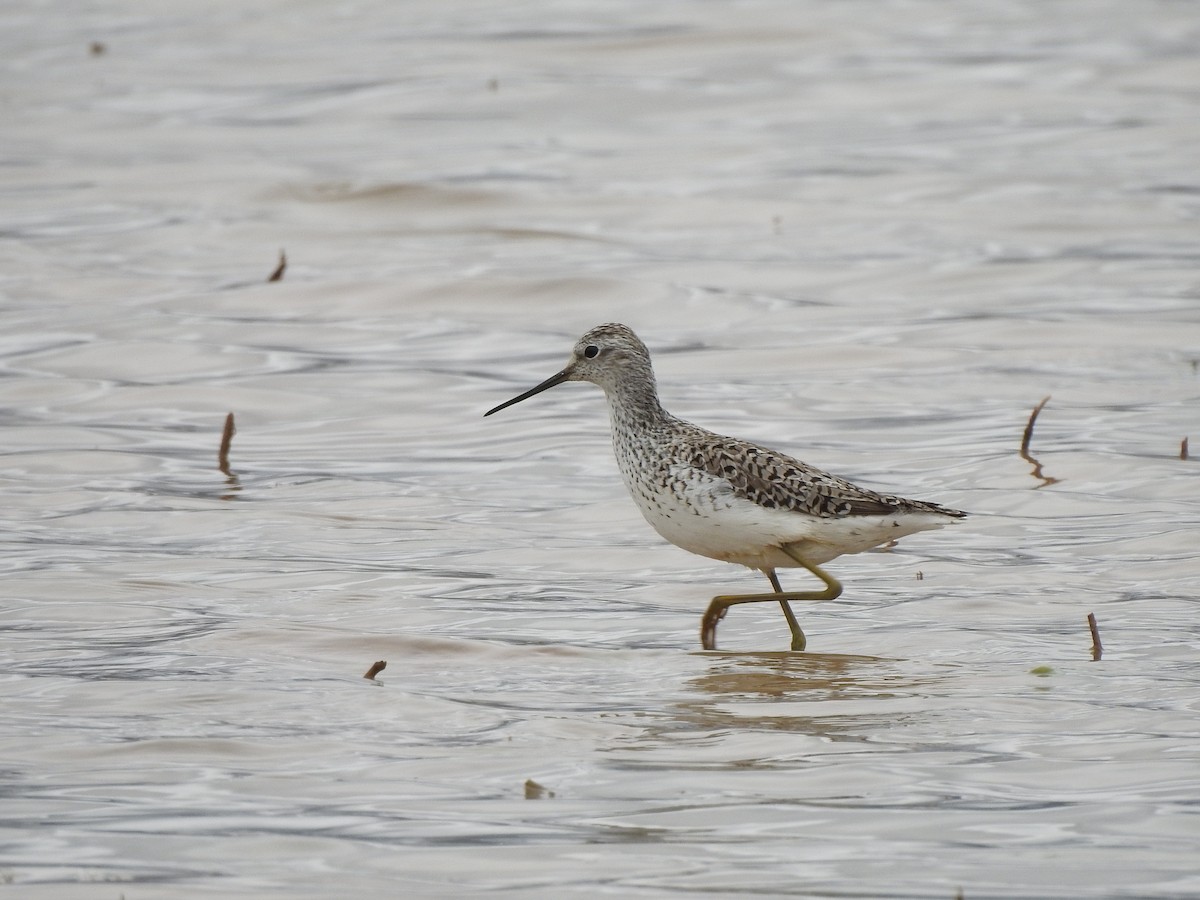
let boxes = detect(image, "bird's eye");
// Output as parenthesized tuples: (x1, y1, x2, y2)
(583, 345, 600, 359)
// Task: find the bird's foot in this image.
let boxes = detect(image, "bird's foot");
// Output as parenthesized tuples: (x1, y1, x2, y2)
(700, 603, 727, 650)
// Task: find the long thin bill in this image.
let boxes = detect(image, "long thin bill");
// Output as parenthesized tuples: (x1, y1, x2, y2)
(484, 369, 571, 416)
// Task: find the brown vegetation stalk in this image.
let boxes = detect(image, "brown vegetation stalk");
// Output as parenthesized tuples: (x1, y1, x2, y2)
(1019, 396, 1059, 487)
(218, 412, 236, 475)
(1087, 612, 1103, 661)
(1020, 395, 1050, 457)
(364, 660, 387, 680)
(267, 250, 287, 282)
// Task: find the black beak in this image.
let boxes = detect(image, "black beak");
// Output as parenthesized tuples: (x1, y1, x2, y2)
(484, 368, 572, 417)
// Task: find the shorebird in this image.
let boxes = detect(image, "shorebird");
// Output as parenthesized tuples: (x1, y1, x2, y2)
(484, 323, 965, 650)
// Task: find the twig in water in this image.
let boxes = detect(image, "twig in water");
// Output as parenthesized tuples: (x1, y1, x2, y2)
(1019, 395, 1060, 487)
(267, 250, 287, 282)
(1182, 437, 1189, 461)
(524, 778, 555, 799)
(1020, 395, 1049, 457)
(1087, 612, 1103, 661)
(364, 660, 387, 680)
(218, 412, 236, 475)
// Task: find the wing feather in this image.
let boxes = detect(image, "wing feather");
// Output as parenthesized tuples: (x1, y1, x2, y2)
(685, 432, 963, 520)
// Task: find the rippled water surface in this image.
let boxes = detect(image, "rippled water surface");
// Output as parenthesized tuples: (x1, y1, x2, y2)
(3, 1, 1199, 897)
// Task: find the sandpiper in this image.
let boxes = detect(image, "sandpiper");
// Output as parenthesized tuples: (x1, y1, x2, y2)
(485, 323, 965, 650)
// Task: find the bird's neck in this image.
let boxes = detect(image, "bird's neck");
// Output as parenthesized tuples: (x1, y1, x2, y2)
(603, 372, 671, 435)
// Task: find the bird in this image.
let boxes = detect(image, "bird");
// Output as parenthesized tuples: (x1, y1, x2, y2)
(484, 323, 966, 651)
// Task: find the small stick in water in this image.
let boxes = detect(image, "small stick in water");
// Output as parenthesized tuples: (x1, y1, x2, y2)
(267, 250, 287, 282)
(1182, 437, 1189, 461)
(524, 778, 555, 799)
(1019, 396, 1059, 487)
(1020, 395, 1049, 457)
(364, 660, 387, 680)
(218, 412, 236, 475)
(1087, 612, 1103, 661)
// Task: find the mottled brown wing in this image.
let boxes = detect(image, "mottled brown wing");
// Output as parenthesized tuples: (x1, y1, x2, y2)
(688, 434, 938, 519)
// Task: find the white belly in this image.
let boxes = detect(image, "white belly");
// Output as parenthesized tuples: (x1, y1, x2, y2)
(621, 463, 952, 572)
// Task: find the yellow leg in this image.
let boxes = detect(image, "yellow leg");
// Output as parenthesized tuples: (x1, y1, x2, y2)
(700, 550, 843, 651)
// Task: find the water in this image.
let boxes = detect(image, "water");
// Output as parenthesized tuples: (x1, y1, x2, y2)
(2, 0, 1198, 897)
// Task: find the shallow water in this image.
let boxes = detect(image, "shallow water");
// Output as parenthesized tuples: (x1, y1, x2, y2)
(2, 1, 1199, 897)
